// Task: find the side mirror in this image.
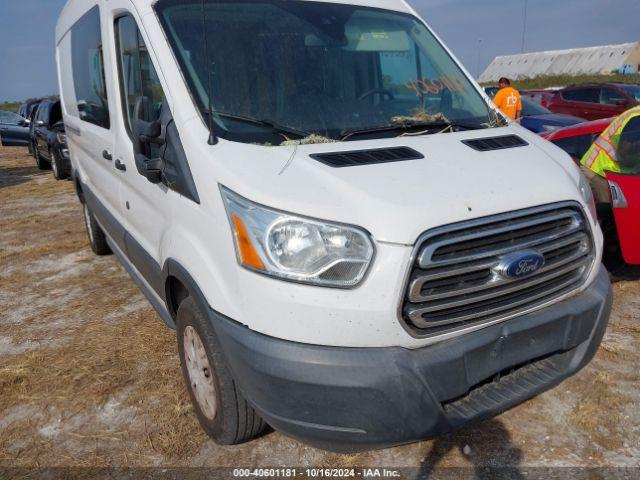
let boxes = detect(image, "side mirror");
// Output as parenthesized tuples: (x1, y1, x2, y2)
(132, 96, 165, 184)
(135, 154, 163, 184)
(616, 99, 630, 107)
(36, 120, 45, 127)
(20, 118, 30, 127)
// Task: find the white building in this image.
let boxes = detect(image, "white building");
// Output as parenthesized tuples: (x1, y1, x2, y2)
(480, 42, 640, 83)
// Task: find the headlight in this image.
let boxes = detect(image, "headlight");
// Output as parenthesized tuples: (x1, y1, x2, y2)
(577, 168, 597, 220)
(56, 133, 67, 144)
(220, 186, 374, 288)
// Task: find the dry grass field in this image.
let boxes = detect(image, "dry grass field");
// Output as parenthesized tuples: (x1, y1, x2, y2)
(1, 146, 639, 478)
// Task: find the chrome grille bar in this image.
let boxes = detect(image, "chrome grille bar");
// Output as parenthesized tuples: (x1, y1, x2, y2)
(408, 257, 590, 319)
(418, 210, 582, 268)
(408, 233, 590, 303)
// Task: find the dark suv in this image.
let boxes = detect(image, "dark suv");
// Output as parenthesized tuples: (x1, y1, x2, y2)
(548, 83, 640, 121)
(18, 99, 43, 154)
(32, 99, 71, 180)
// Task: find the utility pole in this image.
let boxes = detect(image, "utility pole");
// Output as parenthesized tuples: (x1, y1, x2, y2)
(477, 38, 483, 79)
(521, 0, 528, 53)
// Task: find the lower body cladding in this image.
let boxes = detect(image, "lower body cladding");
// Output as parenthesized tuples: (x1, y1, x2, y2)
(211, 267, 612, 452)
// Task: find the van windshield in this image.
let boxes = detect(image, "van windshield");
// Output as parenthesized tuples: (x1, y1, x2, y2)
(155, 0, 493, 144)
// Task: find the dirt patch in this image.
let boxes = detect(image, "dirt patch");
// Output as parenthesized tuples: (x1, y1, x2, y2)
(1, 146, 639, 473)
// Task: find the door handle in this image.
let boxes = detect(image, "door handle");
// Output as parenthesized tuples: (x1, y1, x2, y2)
(102, 150, 113, 161)
(115, 159, 127, 172)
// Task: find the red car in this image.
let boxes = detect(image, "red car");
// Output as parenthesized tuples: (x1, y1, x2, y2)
(547, 83, 640, 121)
(521, 89, 557, 109)
(544, 118, 640, 277)
(541, 117, 613, 161)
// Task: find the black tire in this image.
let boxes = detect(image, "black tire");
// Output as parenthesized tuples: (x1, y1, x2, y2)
(82, 203, 111, 256)
(51, 149, 69, 180)
(177, 297, 266, 445)
(34, 145, 51, 171)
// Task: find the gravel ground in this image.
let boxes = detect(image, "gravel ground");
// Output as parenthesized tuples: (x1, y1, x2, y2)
(1, 146, 639, 479)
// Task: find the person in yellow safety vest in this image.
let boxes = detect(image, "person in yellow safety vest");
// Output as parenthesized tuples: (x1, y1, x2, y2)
(581, 106, 640, 202)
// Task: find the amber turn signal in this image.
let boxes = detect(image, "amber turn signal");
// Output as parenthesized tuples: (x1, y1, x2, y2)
(231, 214, 265, 270)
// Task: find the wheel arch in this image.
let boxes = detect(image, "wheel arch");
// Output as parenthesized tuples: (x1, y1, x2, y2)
(163, 258, 212, 323)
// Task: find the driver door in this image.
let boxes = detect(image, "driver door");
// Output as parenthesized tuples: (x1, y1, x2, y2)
(606, 172, 640, 265)
(107, 2, 171, 292)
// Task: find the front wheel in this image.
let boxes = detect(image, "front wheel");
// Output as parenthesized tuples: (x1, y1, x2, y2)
(177, 297, 266, 445)
(82, 203, 111, 256)
(34, 145, 51, 171)
(51, 150, 69, 180)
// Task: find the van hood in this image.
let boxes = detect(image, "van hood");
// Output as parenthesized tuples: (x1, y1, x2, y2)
(216, 126, 583, 245)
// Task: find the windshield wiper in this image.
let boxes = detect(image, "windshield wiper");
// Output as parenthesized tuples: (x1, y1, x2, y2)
(207, 111, 311, 140)
(340, 120, 484, 141)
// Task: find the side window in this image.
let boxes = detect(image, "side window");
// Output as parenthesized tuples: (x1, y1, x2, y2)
(601, 88, 627, 105)
(51, 102, 63, 125)
(70, 6, 110, 129)
(36, 104, 49, 123)
(0, 112, 22, 126)
(562, 88, 600, 104)
(115, 14, 164, 137)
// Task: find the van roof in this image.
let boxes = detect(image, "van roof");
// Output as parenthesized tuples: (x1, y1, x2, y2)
(57, 0, 416, 42)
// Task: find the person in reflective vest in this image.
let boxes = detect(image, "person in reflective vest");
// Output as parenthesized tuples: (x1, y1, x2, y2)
(582, 106, 640, 177)
(581, 106, 640, 203)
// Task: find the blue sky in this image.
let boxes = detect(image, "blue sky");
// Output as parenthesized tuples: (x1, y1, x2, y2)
(0, 0, 638, 102)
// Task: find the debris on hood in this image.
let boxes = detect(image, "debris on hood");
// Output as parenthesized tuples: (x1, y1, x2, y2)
(281, 134, 339, 146)
(390, 109, 450, 126)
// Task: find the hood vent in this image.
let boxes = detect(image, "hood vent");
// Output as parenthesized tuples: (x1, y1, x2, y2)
(462, 135, 528, 152)
(310, 147, 424, 168)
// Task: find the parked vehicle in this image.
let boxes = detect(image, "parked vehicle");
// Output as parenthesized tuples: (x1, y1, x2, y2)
(605, 171, 640, 276)
(521, 89, 556, 109)
(483, 86, 500, 98)
(0, 111, 30, 147)
(543, 117, 639, 276)
(520, 98, 583, 134)
(548, 83, 640, 121)
(19, 99, 42, 154)
(485, 88, 583, 134)
(57, 0, 612, 452)
(27, 101, 43, 156)
(542, 118, 613, 161)
(32, 99, 70, 178)
(18, 100, 41, 122)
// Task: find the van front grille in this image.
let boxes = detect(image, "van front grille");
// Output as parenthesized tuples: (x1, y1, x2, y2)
(401, 202, 595, 336)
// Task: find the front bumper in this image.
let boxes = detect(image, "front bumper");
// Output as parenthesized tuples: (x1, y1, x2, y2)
(210, 266, 612, 452)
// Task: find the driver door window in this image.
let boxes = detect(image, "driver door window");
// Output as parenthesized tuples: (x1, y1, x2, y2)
(115, 14, 164, 142)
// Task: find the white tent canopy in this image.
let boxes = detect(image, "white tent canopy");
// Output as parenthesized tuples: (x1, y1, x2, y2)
(480, 42, 640, 83)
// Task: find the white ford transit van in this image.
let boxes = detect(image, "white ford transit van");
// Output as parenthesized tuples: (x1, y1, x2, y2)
(56, 0, 612, 452)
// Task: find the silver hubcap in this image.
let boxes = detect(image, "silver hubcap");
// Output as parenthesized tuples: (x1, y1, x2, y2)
(183, 326, 217, 420)
(52, 154, 58, 176)
(83, 204, 95, 245)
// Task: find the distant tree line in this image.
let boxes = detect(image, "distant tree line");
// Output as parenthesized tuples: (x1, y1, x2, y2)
(0, 95, 59, 113)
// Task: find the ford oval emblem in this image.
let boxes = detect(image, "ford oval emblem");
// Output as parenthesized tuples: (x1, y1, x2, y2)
(496, 251, 545, 280)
